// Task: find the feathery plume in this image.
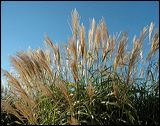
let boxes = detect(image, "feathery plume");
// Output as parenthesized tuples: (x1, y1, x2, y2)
(149, 22, 154, 41)
(71, 8, 80, 40)
(69, 38, 77, 62)
(100, 18, 109, 55)
(71, 60, 78, 82)
(110, 35, 116, 59)
(1, 100, 24, 123)
(114, 32, 127, 70)
(80, 23, 86, 59)
(147, 29, 159, 60)
(88, 18, 95, 51)
(94, 25, 101, 59)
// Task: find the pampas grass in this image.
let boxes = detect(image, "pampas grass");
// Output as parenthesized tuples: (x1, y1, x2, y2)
(1, 9, 159, 125)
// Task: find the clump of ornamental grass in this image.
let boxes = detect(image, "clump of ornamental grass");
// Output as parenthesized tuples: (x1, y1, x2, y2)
(1, 9, 159, 125)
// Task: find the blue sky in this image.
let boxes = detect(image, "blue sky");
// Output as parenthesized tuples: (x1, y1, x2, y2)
(1, 1, 159, 72)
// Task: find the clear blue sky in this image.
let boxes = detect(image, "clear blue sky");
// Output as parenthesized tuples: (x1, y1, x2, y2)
(1, 1, 159, 72)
